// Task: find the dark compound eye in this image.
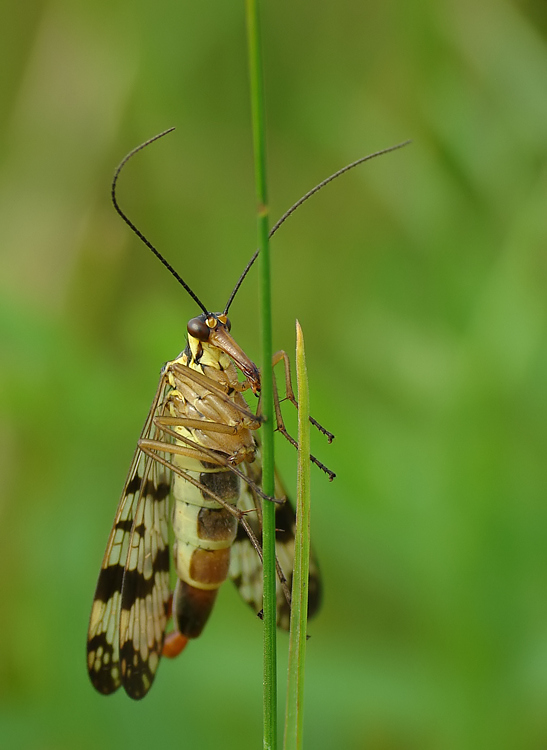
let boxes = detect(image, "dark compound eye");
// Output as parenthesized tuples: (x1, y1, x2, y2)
(224, 317, 231, 331)
(187, 316, 210, 341)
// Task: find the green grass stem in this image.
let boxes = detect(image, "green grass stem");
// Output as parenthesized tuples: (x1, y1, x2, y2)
(283, 322, 311, 750)
(244, 2, 277, 748)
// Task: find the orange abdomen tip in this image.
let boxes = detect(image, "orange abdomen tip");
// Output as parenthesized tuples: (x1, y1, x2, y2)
(163, 632, 190, 659)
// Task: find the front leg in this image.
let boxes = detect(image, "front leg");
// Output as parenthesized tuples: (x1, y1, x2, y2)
(271, 350, 336, 480)
(272, 350, 334, 442)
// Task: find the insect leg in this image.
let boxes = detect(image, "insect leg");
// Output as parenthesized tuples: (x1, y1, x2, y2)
(244, 484, 292, 619)
(169, 363, 262, 426)
(139, 443, 264, 563)
(155, 415, 238, 435)
(272, 350, 334, 442)
(141, 443, 292, 608)
(147, 423, 285, 504)
(233, 464, 293, 610)
(270, 353, 336, 480)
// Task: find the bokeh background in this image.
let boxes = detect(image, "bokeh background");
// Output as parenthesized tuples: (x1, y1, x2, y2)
(2, 0, 547, 748)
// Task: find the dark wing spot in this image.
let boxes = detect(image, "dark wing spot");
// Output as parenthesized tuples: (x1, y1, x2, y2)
(87, 633, 121, 695)
(274, 501, 296, 545)
(127, 475, 142, 494)
(143, 479, 171, 501)
(120, 647, 157, 701)
(120, 547, 170, 608)
(94, 564, 124, 604)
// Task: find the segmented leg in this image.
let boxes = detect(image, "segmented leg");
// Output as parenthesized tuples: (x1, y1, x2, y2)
(272, 350, 334, 442)
(145, 422, 284, 504)
(271, 351, 336, 480)
(169, 362, 262, 424)
(139, 440, 292, 608)
(138, 443, 264, 562)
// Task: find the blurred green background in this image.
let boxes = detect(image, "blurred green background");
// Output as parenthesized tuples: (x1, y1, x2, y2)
(1, 0, 547, 748)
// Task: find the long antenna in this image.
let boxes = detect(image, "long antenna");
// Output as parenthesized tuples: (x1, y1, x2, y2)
(112, 128, 209, 315)
(223, 139, 411, 314)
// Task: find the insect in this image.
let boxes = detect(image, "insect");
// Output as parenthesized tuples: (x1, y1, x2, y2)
(87, 130, 408, 699)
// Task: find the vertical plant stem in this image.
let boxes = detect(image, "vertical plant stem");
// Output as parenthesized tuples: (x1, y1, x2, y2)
(245, 2, 277, 748)
(283, 321, 311, 750)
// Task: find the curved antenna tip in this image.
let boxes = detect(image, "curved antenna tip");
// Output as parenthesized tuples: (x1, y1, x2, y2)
(111, 129, 209, 316)
(223, 138, 411, 313)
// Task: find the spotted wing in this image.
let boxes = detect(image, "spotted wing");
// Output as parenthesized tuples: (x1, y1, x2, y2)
(87, 376, 172, 699)
(229, 465, 322, 630)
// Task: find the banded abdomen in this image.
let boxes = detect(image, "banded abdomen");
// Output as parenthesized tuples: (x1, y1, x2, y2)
(166, 346, 260, 640)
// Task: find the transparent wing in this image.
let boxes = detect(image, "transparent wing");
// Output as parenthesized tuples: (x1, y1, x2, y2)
(87, 375, 172, 699)
(229, 464, 322, 631)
